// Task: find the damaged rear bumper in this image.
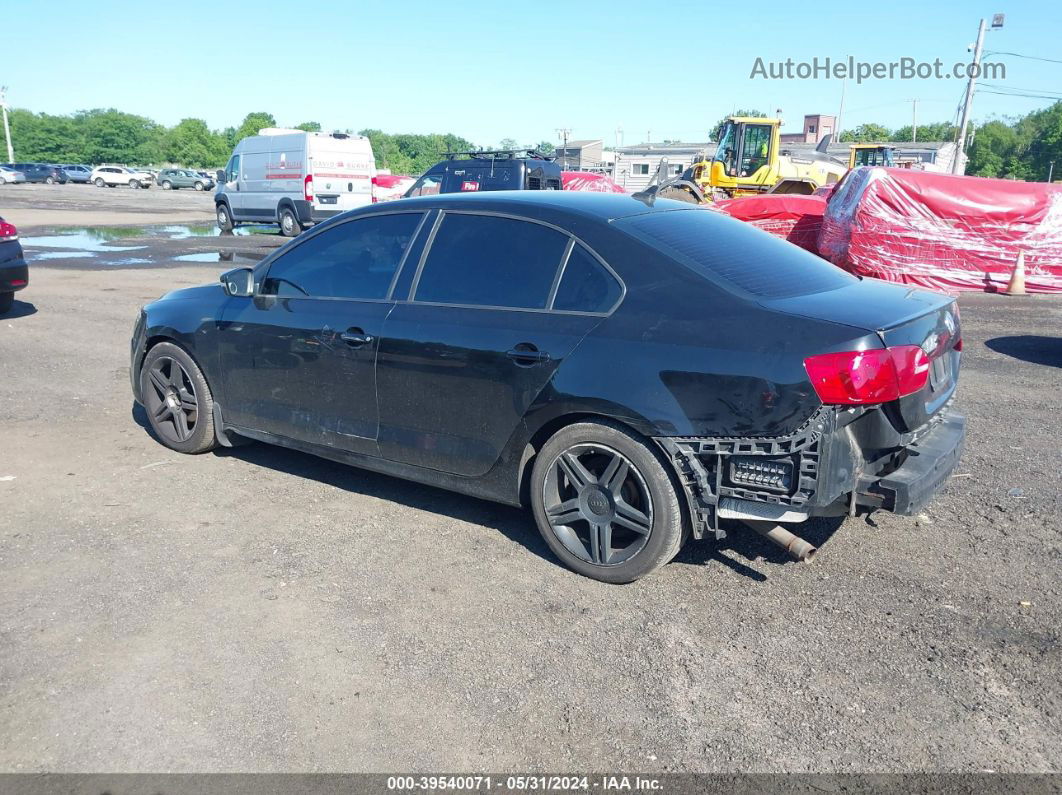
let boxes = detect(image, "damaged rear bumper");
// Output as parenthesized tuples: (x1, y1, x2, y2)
(655, 405, 965, 540)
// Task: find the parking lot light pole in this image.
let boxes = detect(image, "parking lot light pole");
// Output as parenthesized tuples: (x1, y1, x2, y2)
(0, 87, 13, 163)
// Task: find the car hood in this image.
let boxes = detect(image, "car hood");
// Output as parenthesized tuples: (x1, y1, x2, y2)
(157, 283, 225, 303)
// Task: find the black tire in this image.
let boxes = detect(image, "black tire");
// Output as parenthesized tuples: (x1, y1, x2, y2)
(139, 342, 217, 454)
(94, 177, 105, 187)
(45, 176, 55, 185)
(657, 185, 701, 204)
(216, 203, 234, 232)
(161, 180, 172, 190)
(194, 181, 204, 191)
(279, 206, 300, 237)
(530, 419, 686, 583)
(0, 291, 13, 314)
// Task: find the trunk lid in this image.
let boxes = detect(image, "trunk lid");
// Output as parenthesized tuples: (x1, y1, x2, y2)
(762, 279, 961, 431)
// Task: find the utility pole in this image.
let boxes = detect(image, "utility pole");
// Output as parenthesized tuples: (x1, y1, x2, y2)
(953, 18, 988, 174)
(555, 128, 571, 169)
(911, 99, 918, 143)
(0, 86, 13, 163)
(836, 77, 847, 144)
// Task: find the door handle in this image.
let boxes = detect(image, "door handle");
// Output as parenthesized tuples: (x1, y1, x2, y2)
(506, 344, 550, 366)
(340, 329, 374, 346)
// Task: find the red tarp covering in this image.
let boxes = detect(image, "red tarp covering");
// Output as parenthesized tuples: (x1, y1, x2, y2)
(818, 167, 1062, 293)
(562, 171, 627, 193)
(714, 194, 827, 253)
(372, 174, 415, 202)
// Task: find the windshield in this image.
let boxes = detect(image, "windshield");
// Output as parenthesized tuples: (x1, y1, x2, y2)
(713, 122, 737, 176)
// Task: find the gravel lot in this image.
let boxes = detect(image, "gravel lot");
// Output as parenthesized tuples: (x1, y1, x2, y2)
(1, 197, 1060, 773)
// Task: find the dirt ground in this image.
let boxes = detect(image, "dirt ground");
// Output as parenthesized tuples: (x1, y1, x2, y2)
(1, 199, 1060, 773)
(0, 182, 216, 228)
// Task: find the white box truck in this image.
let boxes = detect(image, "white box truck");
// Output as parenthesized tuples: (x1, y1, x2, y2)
(215, 128, 376, 236)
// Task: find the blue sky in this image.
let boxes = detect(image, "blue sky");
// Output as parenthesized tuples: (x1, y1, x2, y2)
(5, 0, 1061, 145)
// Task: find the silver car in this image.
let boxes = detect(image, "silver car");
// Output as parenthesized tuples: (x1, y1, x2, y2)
(0, 166, 26, 184)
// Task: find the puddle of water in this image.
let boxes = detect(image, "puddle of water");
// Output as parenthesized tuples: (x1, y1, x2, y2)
(22, 230, 147, 252)
(31, 251, 96, 260)
(163, 224, 271, 239)
(175, 251, 265, 263)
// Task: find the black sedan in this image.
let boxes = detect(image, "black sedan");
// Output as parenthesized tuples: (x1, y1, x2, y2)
(0, 216, 27, 313)
(129, 192, 965, 582)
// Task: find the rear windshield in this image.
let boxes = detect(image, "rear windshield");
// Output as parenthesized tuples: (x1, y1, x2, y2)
(617, 209, 856, 299)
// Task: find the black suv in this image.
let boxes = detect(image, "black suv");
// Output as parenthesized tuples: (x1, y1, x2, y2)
(404, 150, 561, 197)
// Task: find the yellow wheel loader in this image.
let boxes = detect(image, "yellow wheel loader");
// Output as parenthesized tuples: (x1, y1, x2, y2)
(848, 144, 896, 168)
(646, 117, 849, 204)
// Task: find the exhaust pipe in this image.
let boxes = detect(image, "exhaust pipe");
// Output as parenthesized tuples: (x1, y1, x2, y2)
(742, 520, 817, 562)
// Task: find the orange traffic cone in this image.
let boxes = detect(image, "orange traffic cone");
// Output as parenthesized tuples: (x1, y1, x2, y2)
(1004, 251, 1027, 296)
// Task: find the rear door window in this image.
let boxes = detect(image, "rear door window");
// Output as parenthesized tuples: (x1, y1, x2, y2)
(414, 213, 568, 309)
(262, 213, 423, 300)
(618, 209, 856, 299)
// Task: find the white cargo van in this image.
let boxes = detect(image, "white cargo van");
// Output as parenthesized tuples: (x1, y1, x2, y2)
(215, 129, 376, 237)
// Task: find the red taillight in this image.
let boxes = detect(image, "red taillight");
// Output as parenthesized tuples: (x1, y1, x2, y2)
(804, 345, 929, 405)
(0, 221, 17, 242)
(9, 279, 26, 287)
(304, 174, 314, 202)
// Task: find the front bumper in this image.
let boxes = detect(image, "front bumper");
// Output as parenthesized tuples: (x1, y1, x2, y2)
(0, 259, 29, 293)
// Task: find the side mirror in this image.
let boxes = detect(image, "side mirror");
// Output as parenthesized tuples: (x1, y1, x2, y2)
(216, 169, 226, 183)
(221, 267, 254, 297)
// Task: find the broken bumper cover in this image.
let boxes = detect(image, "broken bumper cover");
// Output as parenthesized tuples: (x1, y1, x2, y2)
(864, 410, 966, 515)
(656, 405, 966, 539)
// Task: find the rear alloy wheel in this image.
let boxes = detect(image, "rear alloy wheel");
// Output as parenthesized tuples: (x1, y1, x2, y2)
(531, 420, 686, 583)
(94, 177, 105, 187)
(279, 207, 300, 237)
(140, 342, 217, 454)
(45, 176, 55, 185)
(161, 180, 172, 190)
(129, 179, 139, 189)
(216, 203, 234, 232)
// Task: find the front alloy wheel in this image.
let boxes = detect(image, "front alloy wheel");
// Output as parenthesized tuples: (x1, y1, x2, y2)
(140, 342, 217, 454)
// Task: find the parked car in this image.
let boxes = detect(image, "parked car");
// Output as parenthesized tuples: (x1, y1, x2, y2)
(0, 216, 27, 314)
(157, 168, 213, 191)
(58, 164, 93, 183)
(215, 128, 375, 237)
(404, 150, 562, 198)
(196, 171, 217, 189)
(91, 166, 153, 188)
(129, 192, 965, 583)
(4, 163, 67, 184)
(0, 166, 26, 184)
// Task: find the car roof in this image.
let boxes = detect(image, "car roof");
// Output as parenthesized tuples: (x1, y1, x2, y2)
(390, 190, 693, 222)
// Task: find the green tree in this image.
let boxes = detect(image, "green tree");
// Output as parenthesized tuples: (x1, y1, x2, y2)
(295, 121, 322, 132)
(839, 123, 890, 143)
(534, 140, 555, 155)
(231, 112, 277, 145)
(161, 118, 228, 167)
(497, 137, 519, 152)
(711, 109, 767, 142)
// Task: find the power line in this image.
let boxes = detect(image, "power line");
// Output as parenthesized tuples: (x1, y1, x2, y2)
(984, 50, 1062, 65)
(982, 82, 1062, 97)
(979, 89, 1062, 101)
